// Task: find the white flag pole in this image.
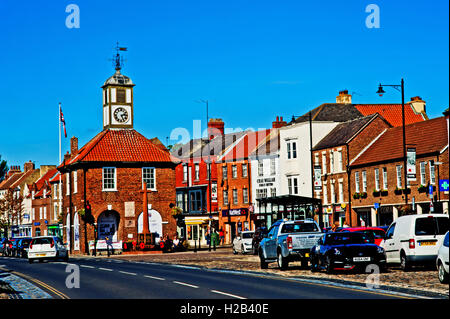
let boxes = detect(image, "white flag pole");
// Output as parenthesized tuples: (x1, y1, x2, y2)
(59, 102, 62, 226)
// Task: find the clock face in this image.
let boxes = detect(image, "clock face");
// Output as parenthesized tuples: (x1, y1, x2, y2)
(113, 107, 129, 123)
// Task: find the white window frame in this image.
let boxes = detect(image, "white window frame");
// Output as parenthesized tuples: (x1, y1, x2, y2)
(322, 153, 327, 175)
(330, 182, 335, 204)
(287, 141, 297, 159)
(270, 158, 276, 176)
(429, 161, 436, 185)
(242, 163, 248, 178)
(323, 182, 328, 205)
(232, 164, 238, 179)
(66, 173, 70, 195)
(142, 167, 156, 190)
(73, 171, 78, 194)
(223, 190, 229, 206)
(288, 176, 298, 195)
(183, 165, 188, 182)
(396, 165, 402, 189)
(338, 181, 344, 203)
(102, 167, 117, 191)
(420, 162, 426, 185)
(243, 188, 248, 204)
(194, 163, 200, 180)
(233, 189, 238, 205)
(362, 170, 367, 193)
(374, 168, 380, 191)
(382, 167, 388, 190)
(258, 161, 264, 177)
(355, 171, 360, 193)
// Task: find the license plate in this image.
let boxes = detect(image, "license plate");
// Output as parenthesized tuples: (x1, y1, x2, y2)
(353, 257, 370, 262)
(37, 253, 46, 257)
(305, 253, 309, 258)
(419, 241, 436, 246)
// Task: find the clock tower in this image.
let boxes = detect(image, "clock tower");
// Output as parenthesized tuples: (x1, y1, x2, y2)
(102, 48, 135, 130)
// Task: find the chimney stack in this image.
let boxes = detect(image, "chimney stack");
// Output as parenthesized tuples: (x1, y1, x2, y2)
(408, 96, 426, 114)
(272, 116, 287, 128)
(207, 119, 225, 140)
(336, 90, 352, 104)
(64, 151, 71, 162)
(70, 136, 78, 155)
(24, 160, 35, 172)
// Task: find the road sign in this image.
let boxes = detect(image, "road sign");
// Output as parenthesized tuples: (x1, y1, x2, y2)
(439, 179, 449, 192)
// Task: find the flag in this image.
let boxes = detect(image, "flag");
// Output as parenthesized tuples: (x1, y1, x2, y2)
(60, 106, 67, 138)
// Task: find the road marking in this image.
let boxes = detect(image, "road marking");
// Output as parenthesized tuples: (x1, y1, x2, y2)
(80, 265, 95, 269)
(10, 270, 69, 299)
(119, 271, 137, 276)
(173, 281, 199, 288)
(144, 275, 165, 281)
(98, 267, 113, 272)
(211, 290, 247, 299)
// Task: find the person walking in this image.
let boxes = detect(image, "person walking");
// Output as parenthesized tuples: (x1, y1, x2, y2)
(219, 228, 224, 245)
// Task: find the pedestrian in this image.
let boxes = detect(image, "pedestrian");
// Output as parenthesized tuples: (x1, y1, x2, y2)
(172, 234, 180, 251)
(343, 221, 350, 228)
(206, 231, 211, 246)
(219, 228, 224, 245)
(105, 236, 111, 257)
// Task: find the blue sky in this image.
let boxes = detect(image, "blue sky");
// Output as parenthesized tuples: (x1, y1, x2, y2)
(0, 0, 448, 168)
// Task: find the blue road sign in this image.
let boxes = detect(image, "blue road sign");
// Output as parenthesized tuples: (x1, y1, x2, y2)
(429, 185, 434, 195)
(439, 179, 449, 192)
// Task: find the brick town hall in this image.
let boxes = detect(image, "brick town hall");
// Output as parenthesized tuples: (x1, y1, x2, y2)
(58, 52, 177, 255)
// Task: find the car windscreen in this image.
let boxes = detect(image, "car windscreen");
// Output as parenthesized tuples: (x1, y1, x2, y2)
(281, 222, 319, 234)
(415, 217, 449, 236)
(326, 233, 373, 245)
(32, 238, 54, 245)
(242, 232, 254, 239)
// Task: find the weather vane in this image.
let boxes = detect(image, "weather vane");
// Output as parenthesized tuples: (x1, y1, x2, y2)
(111, 42, 128, 70)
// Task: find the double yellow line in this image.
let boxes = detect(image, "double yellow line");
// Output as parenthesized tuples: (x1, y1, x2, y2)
(10, 270, 70, 299)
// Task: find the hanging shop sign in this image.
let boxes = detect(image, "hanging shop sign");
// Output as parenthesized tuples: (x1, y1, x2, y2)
(406, 148, 416, 180)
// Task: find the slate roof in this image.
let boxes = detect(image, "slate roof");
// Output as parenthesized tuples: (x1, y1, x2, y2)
(312, 114, 388, 150)
(292, 103, 426, 127)
(171, 131, 247, 161)
(350, 117, 448, 167)
(218, 129, 272, 162)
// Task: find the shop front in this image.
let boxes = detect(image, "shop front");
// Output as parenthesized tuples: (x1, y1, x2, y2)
(220, 208, 251, 244)
(185, 216, 219, 247)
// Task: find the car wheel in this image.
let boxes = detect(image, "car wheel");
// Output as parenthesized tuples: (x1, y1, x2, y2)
(325, 255, 334, 274)
(259, 250, 268, 269)
(400, 252, 410, 272)
(438, 261, 449, 284)
(64, 253, 69, 262)
(277, 251, 288, 270)
(310, 256, 318, 272)
(241, 245, 246, 255)
(232, 246, 238, 255)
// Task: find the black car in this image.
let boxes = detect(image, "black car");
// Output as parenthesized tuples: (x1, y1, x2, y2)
(309, 232, 386, 273)
(251, 227, 268, 255)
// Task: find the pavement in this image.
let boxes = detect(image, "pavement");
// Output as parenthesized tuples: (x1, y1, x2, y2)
(0, 267, 52, 299)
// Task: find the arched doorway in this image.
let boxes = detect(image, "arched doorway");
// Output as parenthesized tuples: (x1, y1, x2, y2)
(138, 209, 163, 243)
(97, 210, 120, 242)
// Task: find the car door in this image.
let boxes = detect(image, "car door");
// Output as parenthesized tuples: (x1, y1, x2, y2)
(264, 225, 279, 259)
(382, 223, 397, 263)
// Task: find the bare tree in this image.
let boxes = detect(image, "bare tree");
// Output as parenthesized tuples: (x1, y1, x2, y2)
(0, 188, 24, 238)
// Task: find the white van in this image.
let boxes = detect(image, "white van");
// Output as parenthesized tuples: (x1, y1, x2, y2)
(381, 214, 449, 271)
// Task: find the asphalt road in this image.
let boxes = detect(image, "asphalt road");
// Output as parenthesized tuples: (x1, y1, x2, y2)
(0, 255, 408, 299)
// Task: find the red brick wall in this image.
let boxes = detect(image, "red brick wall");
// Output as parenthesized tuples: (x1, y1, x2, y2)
(61, 166, 176, 254)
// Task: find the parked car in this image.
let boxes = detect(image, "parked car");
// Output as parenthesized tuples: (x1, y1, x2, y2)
(309, 231, 386, 273)
(381, 214, 449, 271)
(232, 231, 254, 254)
(17, 237, 33, 258)
(259, 219, 322, 270)
(28, 236, 69, 263)
(436, 231, 449, 284)
(251, 227, 268, 255)
(338, 227, 386, 246)
(1, 238, 17, 257)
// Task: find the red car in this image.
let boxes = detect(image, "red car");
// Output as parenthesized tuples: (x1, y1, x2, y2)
(338, 227, 386, 246)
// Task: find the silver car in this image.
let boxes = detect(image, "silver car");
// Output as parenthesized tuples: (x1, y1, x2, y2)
(232, 231, 254, 254)
(436, 231, 449, 284)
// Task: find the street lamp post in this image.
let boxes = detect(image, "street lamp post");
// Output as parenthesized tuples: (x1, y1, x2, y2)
(377, 79, 408, 206)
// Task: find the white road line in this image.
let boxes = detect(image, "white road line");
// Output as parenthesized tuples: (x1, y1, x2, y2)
(98, 267, 113, 272)
(173, 281, 199, 289)
(119, 271, 137, 276)
(80, 265, 95, 269)
(144, 275, 165, 281)
(211, 290, 247, 299)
